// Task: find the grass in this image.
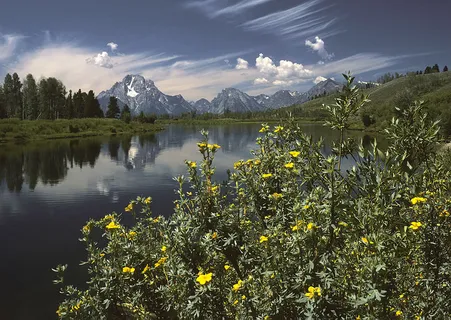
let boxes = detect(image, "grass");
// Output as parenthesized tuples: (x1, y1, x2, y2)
(0, 118, 164, 143)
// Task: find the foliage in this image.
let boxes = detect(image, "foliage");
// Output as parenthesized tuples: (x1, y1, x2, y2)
(135, 111, 157, 124)
(106, 97, 121, 119)
(55, 74, 451, 319)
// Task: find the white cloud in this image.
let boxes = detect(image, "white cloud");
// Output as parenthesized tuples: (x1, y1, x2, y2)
(235, 58, 249, 70)
(86, 51, 114, 68)
(305, 36, 333, 60)
(254, 78, 269, 85)
(313, 76, 327, 84)
(186, 0, 272, 18)
(241, 0, 336, 39)
(107, 42, 118, 52)
(0, 34, 25, 61)
(255, 53, 312, 85)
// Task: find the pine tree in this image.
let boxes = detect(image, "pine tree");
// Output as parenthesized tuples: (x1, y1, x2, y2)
(121, 104, 131, 123)
(22, 74, 39, 120)
(84, 90, 103, 118)
(73, 89, 84, 118)
(106, 96, 120, 118)
(3, 73, 14, 118)
(432, 64, 440, 73)
(0, 86, 6, 119)
(444, 66, 449, 72)
(424, 66, 432, 74)
(66, 90, 75, 119)
(12, 73, 23, 119)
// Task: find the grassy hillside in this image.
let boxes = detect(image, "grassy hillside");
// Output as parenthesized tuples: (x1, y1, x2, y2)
(0, 118, 163, 143)
(279, 72, 451, 133)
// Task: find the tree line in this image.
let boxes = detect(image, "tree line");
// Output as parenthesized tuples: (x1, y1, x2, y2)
(377, 63, 448, 84)
(0, 72, 137, 122)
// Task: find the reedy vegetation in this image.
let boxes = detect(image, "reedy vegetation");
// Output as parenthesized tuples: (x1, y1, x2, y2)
(55, 73, 451, 319)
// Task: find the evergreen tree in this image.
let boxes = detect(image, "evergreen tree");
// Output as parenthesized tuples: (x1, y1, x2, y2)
(0, 86, 6, 119)
(12, 73, 23, 119)
(3, 73, 14, 118)
(424, 66, 432, 74)
(22, 74, 39, 120)
(105, 96, 120, 118)
(73, 89, 85, 118)
(120, 104, 131, 123)
(444, 66, 449, 72)
(66, 90, 75, 119)
(432, 64, 440, 73)
(83, 90, 103, 118)
(38, 78, 49, 120)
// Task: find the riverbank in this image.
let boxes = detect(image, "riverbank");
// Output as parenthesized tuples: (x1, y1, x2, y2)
(0, 118, 164, 143)
(156, 117, 324, 125)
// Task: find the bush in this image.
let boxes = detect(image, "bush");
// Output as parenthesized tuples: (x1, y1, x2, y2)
(54, 74, 451, 319)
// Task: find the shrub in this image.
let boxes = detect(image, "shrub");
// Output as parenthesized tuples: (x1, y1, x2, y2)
(54, 74, 451, 319)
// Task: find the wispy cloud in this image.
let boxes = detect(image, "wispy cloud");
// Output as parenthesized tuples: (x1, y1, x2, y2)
(305, 36, 334, 61)
(107, 42, 118, 52)
(186, 0, 273, 18)
(0, 34, 25, 61)
(241, 0, 336, 39)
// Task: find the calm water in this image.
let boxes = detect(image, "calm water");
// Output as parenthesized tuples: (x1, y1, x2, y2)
(0, 123, 377, 320)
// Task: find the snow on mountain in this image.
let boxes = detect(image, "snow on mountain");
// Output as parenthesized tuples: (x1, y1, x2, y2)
(193, 98, 211, 113)
(305, 78, 342, 99)
(97, 74, 194, 115)
(263, 90, 306, 109)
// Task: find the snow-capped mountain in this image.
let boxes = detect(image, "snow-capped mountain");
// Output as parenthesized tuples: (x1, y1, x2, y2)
(97, 75, 194, 115)
(305, 78, 342, 99)
(208, 88, 265, 114)
(263, 90, 306, 109)
(193, 98, 211, 113)
(252, 94, 270, 107)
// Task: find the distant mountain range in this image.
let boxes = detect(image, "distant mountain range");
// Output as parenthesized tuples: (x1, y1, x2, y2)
(97, 74, 343, 115)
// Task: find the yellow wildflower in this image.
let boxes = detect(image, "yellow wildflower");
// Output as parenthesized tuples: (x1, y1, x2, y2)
(234, 161, 244, 169)
(356, 316, 361, 320)
(285, 162, 294, 169)
(259, 126, 268, 133)
(274, 126, 283, 133)
(254, 159, 261, 165)
(100, 253, 105, 257)
(242, 295, 246, 300)
(291, 225, 299, 231)
(271, 192, 283, 200)
(144, 197, 151, 204)
(262, 173, 273, 179)
(224, 265, 231, 271)
(395, 310, 403, 316)
(259, 235, 269, 243)
(305, 286, 321, 299)
(338, 221, 348, 227)
(82, 225, 90, 233)
(196, 272, 213, 285)
(233, 300, 239, 305)
(409, 221, 422, 230)
(187, 161, 197, 168)
(161, 245, 167, 252)
(440, 210, 450, 217)
(212, 232, 218, 239)
(289, 151, 301, 157)
(125, 203, 133, 212)
(153, 217, 160, 223)
(106, 221, 120, 230)
(154, 257, 167, 268)
(233, 279, 243, 292)
(128, 231, 137, 240)
(270, 273, 275, 279)
(211, 185, 219, 192)
(361, 237, 369, 244)
(307, 223, 317, 230)
(123, 267, 135, 274)
(411, 197, 427, 205)
(142, 264, 150, 274)
(197, 142, 207, 149)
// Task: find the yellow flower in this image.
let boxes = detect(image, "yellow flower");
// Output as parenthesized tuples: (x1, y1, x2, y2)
(291, 225, 299, 231)
(411, 197, 427, 205)
(233, 279, 243, 292)
(196, 272, 213, 285)
(187, 161, 197, 168)
(289, 151, 300, 157)
(361, 237, 369, 244)
(356, 316, 361, 320)
(233, 300, 239, 305)
(142, 264, 150, 274)
(224, 265, 231, 271)
(211, 185, 219, 192)
(262, 173, 273, 179)
(153, 217, 160, 223)
(234, 161, 244, 169)
(144, 197, 151, 204)
(123, 267, 135, 274)
(274, 126, 283, 133)
(440, 210, 450, 217)
(154, 257, 168, 268)
(161, 245, 167, 252)
(128, 231, 137, 240)
(82, 225, 90, 233)
(241, 295, 246, 300)
(212, 232, 218, 239)
(259, 235, 269, 243)
(100, 253, 105, 257)
(264, 316, 270, 320)
(409, 221, 422, 230)
(254, 159, 261, 165)
(305, 286, 321, 299)
(125, 203, 133, 212)
(271, 192, 283, 200)
(307, 223, 317, 230)
(197, 142, 207, 149)
(284, 162, 294, 169)
(259, 126, 268, 133)
(106, 221, 120, 230)
(338, 221, 348, 227)
(395, 310, 403, 316)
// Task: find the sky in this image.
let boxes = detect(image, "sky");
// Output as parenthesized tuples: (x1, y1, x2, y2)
(0, 0, 449, 101)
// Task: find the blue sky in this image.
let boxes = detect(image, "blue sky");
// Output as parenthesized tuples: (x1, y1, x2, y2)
(0, 0, 449, 100)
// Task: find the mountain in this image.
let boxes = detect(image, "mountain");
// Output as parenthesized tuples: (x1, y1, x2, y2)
(97, 75, 194, 115)
(193, 98, 211, 113)
(264, 90, 306, 109)
(253, 94, 270, 107)
(305, 78, 342, 99)
(208, 88, 265, 114)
